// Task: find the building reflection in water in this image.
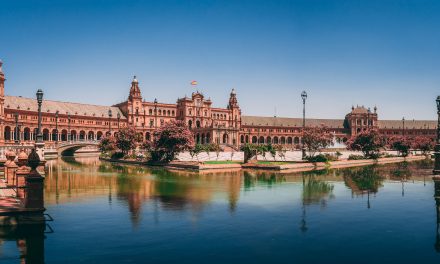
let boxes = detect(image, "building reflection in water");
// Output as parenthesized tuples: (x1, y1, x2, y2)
(44, 157, 244, 226)
(434, 177, 440, 253)
(0, 223, 46, 263)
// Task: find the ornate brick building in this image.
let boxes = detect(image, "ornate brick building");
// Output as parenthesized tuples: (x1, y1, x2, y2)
(0, 61, 436, 148)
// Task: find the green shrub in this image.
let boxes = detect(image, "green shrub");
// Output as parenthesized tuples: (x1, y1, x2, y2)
(348, 154, 365, 160)
(111, 152, 124, 160)
(306, 154, 328, 163)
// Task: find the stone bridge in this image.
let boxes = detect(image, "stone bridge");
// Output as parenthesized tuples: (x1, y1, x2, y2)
(55, 140, 99, 156)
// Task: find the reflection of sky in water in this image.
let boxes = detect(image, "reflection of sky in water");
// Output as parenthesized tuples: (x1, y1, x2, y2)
(1, 157, 440, 263)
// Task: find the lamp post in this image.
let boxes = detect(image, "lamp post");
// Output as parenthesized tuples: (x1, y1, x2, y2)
(154, 98, 158, 128)
(14, 112, 19, 144)
(36, 89, 43, 143)
(301, 91, 307, 160)
(434, 96, 440, 175)
(117, 112, 121, 130)
(108, 109, 112, 136)
(402, 117, 405, 136)
(55, 110, 59, 143)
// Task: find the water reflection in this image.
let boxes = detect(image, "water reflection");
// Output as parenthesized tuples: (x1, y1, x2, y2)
(2, 156, 434, 262)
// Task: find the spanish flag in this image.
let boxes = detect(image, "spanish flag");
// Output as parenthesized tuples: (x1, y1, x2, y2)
(190, 80, 198, 86)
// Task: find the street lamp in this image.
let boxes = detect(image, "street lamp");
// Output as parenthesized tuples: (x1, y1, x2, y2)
(402, 117, 405, 136)
(434, 96, 440, 175)
(108, 109, 112, 135)
(117, 112, 121, 130)
(36, 89, 44, 143)
(301, 91, 307, 160)
(14, 112, 19, 144)
(154, 98, 158, 128)
(55, 110, 59, 143)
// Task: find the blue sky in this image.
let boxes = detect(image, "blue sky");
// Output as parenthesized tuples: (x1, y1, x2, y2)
(1, 0, 439, 120)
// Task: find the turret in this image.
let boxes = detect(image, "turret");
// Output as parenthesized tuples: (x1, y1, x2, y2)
(228, 88, 239, 109)
(128, 75, 142, 101)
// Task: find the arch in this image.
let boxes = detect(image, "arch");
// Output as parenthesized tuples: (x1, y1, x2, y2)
(245, 135, 249, 143)
(196, 120, 201, 128)
(88, 131, 94, 140)
(149, 109, 152, 115)
(287, 137, 293, 144)
(4, 126, 11, 141)
(51, 129, 57, 141)
(206, 133, 210, 143)
(79, 130, 86, 140)
(280, 136, 286, 144)
(259, 136, 265, 144)
(273, 136, 279, 144)
(240, 135, 245, 144)
(24, 127, 31, 141)
(61, 129, 68, 141)
(71, 130, 77, 141)
(188, 120, 192, 129)
(252, 136, 257, 143)
(294, 137, 300, 144)
(201, 133, 205, 144)
(43, 128, 50, 141)
(97, 131, 103, 140)
(343, 137, 348, 143)
(196, 133, 201, 144)
(146, 132, 151, 141)
(266, 136, 272, 144)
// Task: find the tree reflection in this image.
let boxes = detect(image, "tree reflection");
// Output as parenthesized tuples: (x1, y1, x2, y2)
(300, 173, 334, 233)
(342, 166, 384, 208)
(389, 162, 412, 197)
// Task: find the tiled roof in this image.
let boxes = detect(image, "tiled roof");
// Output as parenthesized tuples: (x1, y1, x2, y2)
(241, 116, 345, 128)
(5, 95, 126, 119)
(378, 120, 437, 129)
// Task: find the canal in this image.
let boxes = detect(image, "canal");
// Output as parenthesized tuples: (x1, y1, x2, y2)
(1, 156, 440, 263)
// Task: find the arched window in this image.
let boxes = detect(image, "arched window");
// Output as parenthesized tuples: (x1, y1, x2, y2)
(4, 126, 11, 141)
(240, 135, 244, 143)
(259, 136, 264, 144)
(280, 137, 286, 144)
(266, 136, 272, 144)
(273, 137, 279, 144)
(146, 132, 151, 141)
(51, 129, 57, 141)
(97, 131, 103, 140)
(223, 133, 228, 144)
(287, 137, 293, 144)
(88, 131, 95, 140)
(196, 120, 201, 128)
(24, 127, 31, 141)
(188, 120, 192, 129)
(43, 129, 50, 141)
(294, 137, 300, 144)
(61, 129, 68, 141)
(245, 135, 249, 143)
(252, 136, 257, 143)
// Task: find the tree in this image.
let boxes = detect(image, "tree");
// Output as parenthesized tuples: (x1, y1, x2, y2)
(411, 136, 435, 154)
(152, 120, 195, 162)
(115, 127, 139, 155)
(302, 125, 334, 157)
(346, 129, 384, 158)
(388, 136, 412, 157)
(98, 136, 116, 153)
(190, 144, 204, 162)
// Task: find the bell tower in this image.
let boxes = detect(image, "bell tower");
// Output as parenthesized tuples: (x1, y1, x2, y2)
(227, 88, 241, 146)
(127, 76, 143, 127)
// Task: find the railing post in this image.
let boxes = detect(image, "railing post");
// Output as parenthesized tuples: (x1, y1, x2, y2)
(16, 150, 30, 199)
(5, 150, 17, 187)
(24, 148, 45, 211)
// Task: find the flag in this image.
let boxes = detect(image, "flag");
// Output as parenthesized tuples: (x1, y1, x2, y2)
(191, 80, 198, 86)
